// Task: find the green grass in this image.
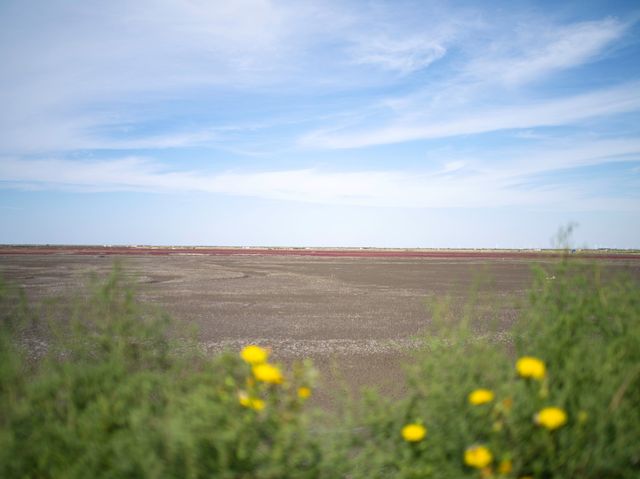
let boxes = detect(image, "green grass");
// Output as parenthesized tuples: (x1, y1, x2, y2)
(1, 259, 638, 478)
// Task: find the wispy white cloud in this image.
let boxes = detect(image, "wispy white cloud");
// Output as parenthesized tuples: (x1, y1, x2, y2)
(343, 1, 479, 75)
(0, 1, 344, 154)
(2, 2, 633, 158)
(2, 136, 639, 210)
(300, 82, 640, 149)
(350, 36, 447, 74)
(466, 17, 629, 85)
(497, 138, 640, 176)
(0, 0, 481, 155)
(0, 125, 225, 154)
(299, 16, 635, 150)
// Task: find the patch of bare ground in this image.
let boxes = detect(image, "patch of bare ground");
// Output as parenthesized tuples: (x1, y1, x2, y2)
(2, 253, 639, 407)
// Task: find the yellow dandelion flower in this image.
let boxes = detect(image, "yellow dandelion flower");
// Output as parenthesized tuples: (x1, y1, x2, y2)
(252, 363, 284, 384)
(238, 391, 265, 411)
(238, 391, 250, 407)
(401, 423, 427, 442)
(469, 388, 495, 405)
(248, 398, 265, 411)
(498, 459, 513, 474)
(535, 407, 567, 430)
(516, 356, 546, 380)
(240, 345, 269, 365)
(465, 445, 493, 469)
(298, 386, 312, 399)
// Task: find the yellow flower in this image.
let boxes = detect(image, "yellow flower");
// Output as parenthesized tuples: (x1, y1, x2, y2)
(238, 391, 250, 407)
(240, 345, 269, 365)
(516, 356, 546, 380)
(298, 386, 312, 399)
(248, 398, 265, 411)
(498, 459, 513, 474)
(252, 363, 284, 384)
(238, 392, 265, 411)
(469, 388, 495, 405)
(401, 423, 427, 442)
(535, 407, 567, 430)
(465, 445, 493, 469)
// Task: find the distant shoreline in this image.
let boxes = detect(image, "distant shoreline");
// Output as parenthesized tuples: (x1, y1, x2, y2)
(1, 245, 638, 260)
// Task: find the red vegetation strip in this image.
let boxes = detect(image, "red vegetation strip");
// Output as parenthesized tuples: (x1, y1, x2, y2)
(0, 246, 638, 260)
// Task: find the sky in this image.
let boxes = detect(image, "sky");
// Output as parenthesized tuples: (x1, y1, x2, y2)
(1, 0, 639, 248)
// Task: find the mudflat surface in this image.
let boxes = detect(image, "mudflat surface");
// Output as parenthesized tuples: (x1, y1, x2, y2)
(2, 253, 638, 405)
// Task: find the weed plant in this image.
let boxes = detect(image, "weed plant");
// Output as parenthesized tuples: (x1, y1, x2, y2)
(336, 259, 640, 478)
(0, 268, 321, 478)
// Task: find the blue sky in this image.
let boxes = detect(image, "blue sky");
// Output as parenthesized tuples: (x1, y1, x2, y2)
(1, 0, 639, 248)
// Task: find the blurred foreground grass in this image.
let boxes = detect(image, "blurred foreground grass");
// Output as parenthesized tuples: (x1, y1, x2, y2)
(1, 259, 639, 478)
